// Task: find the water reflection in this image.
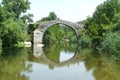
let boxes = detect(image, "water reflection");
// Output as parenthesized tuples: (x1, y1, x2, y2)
(43, 43, 78, 63)
(27, 43, 95, 80)
(21, 61, 95, 80)
(0, 44, 120, 80)
(0, 48, 29, 80)
(60, 50, 74, 62)
(33, 43, 80, 68)
(33, 44, 44, 58)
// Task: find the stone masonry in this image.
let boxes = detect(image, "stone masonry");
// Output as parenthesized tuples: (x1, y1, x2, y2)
(33, 19, 84, 44)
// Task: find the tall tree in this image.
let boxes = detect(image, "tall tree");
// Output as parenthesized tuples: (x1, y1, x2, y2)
(0, 5, 5, 36)
(2, 18, 25, 47)
(2, 0, 30, 18)
(41, 12, 57, 21)
(0, 5, 5, 49)
(47, 12, 57, 20)
(0, 0, 32, 47)
(85, 0, 120, 45)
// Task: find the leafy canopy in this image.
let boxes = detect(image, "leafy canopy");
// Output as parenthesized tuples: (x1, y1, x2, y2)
(85, 0, 120, 45)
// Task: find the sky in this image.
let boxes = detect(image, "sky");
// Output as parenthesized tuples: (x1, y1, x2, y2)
(0, 0, 106, 22)
(28, 0, 106, 22)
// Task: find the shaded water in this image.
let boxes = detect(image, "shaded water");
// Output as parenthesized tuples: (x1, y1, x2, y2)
(0, 43, 120, 80)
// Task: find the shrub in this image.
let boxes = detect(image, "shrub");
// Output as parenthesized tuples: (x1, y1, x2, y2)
(14, 42, 24, 48)
(0, 38, 2, 48)
(2, 19, 25, 47)
(79, 34, 92, 48)
(0, 38, 2, 55)
(100, 32, 120, 59)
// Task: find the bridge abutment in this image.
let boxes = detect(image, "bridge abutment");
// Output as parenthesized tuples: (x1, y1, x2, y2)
(33, 29, 44, 44)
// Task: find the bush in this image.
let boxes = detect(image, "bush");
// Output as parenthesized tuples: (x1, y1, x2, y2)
(0, 38, 2, 55)
(0, 38, 2, 48)
(99, 32, 120, 59)
(14, 42, 24, 48)
(2, 19, 25, 47)
(79, 34, 92, 48)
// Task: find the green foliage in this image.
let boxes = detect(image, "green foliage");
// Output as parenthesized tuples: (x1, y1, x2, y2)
(43, 24, 64, 44)
(2, 0, 30, 18)
(93, 0, 120, 24)
(85, 20, 104, 45)
(0, 38, 2, 46)
(79, 34, 92, 48)
(85, 0, 120, 45)
(44, 43, 77, 63)
(0, 0, 32, 48)
(27, 24, 35, 34)
(100, 32, 118, 53)
(2, 18, 25, 47)
(48, 12, 57, 20)
(110, 13, 120, 31)
(0, 48, 29, 79)
(82, 0, 120, 60)
(21, 13, 33, 23)
(0, 5, 5, 37)
(43, 24, 77, 44)
(27, 12, 57, 36)
(41, 12, 57, 21)
(0, 5, 5, 22)
(0, 38, 2, 55)
(99, 32, 120, 59)
(14, 42, 24, 48)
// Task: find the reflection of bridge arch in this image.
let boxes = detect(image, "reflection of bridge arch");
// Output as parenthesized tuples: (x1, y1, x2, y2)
(39, 52, 79, 67)
(33, 19, 84, 44)
(33, 45, 81, 67)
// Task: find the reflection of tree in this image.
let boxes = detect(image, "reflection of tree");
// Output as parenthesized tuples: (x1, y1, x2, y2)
(93, 60, 120, 80)
(43, 44, 60, 63)
(43, 43, 77, 63)
(81, 49, 120, 80)
(0, 48, 32, 80)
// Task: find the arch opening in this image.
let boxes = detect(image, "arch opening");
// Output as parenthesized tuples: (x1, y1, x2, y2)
(33, 19, 83, 44)
(43, 23, 78, 44)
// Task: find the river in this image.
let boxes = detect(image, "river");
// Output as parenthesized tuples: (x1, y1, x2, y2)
(0, 43, 120, 80)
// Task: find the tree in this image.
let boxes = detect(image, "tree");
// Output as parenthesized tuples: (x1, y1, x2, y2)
(0, 5, 5, 22)
(0, 0, 32, 47)
(93, 0, 120, 24)
(41, 12, 57, 21)
(48, 12, 57, 20)
(0, 5, 5, 36)
(21, 13, 33, 23)
(0, 5, 5, 49)
(2, 18, 25, 47)
(85, 0, 120, 45)
(110, 13, 120, 31)
(2, 0, 30, 18)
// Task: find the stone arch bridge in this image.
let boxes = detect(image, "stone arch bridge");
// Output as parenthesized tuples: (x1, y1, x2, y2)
(33, 19, 84, 44)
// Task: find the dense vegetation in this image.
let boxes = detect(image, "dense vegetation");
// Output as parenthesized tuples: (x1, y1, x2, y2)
(0, 0, 120, 60)
(82, 0, 120, 59)
(43, 24, 77, 44)
(0, 0, 32, 48)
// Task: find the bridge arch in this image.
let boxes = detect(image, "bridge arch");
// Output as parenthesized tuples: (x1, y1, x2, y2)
(33, 19, 83, 44)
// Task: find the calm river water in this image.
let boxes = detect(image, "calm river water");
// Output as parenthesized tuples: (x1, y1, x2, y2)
(0, 43, 120, 80)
